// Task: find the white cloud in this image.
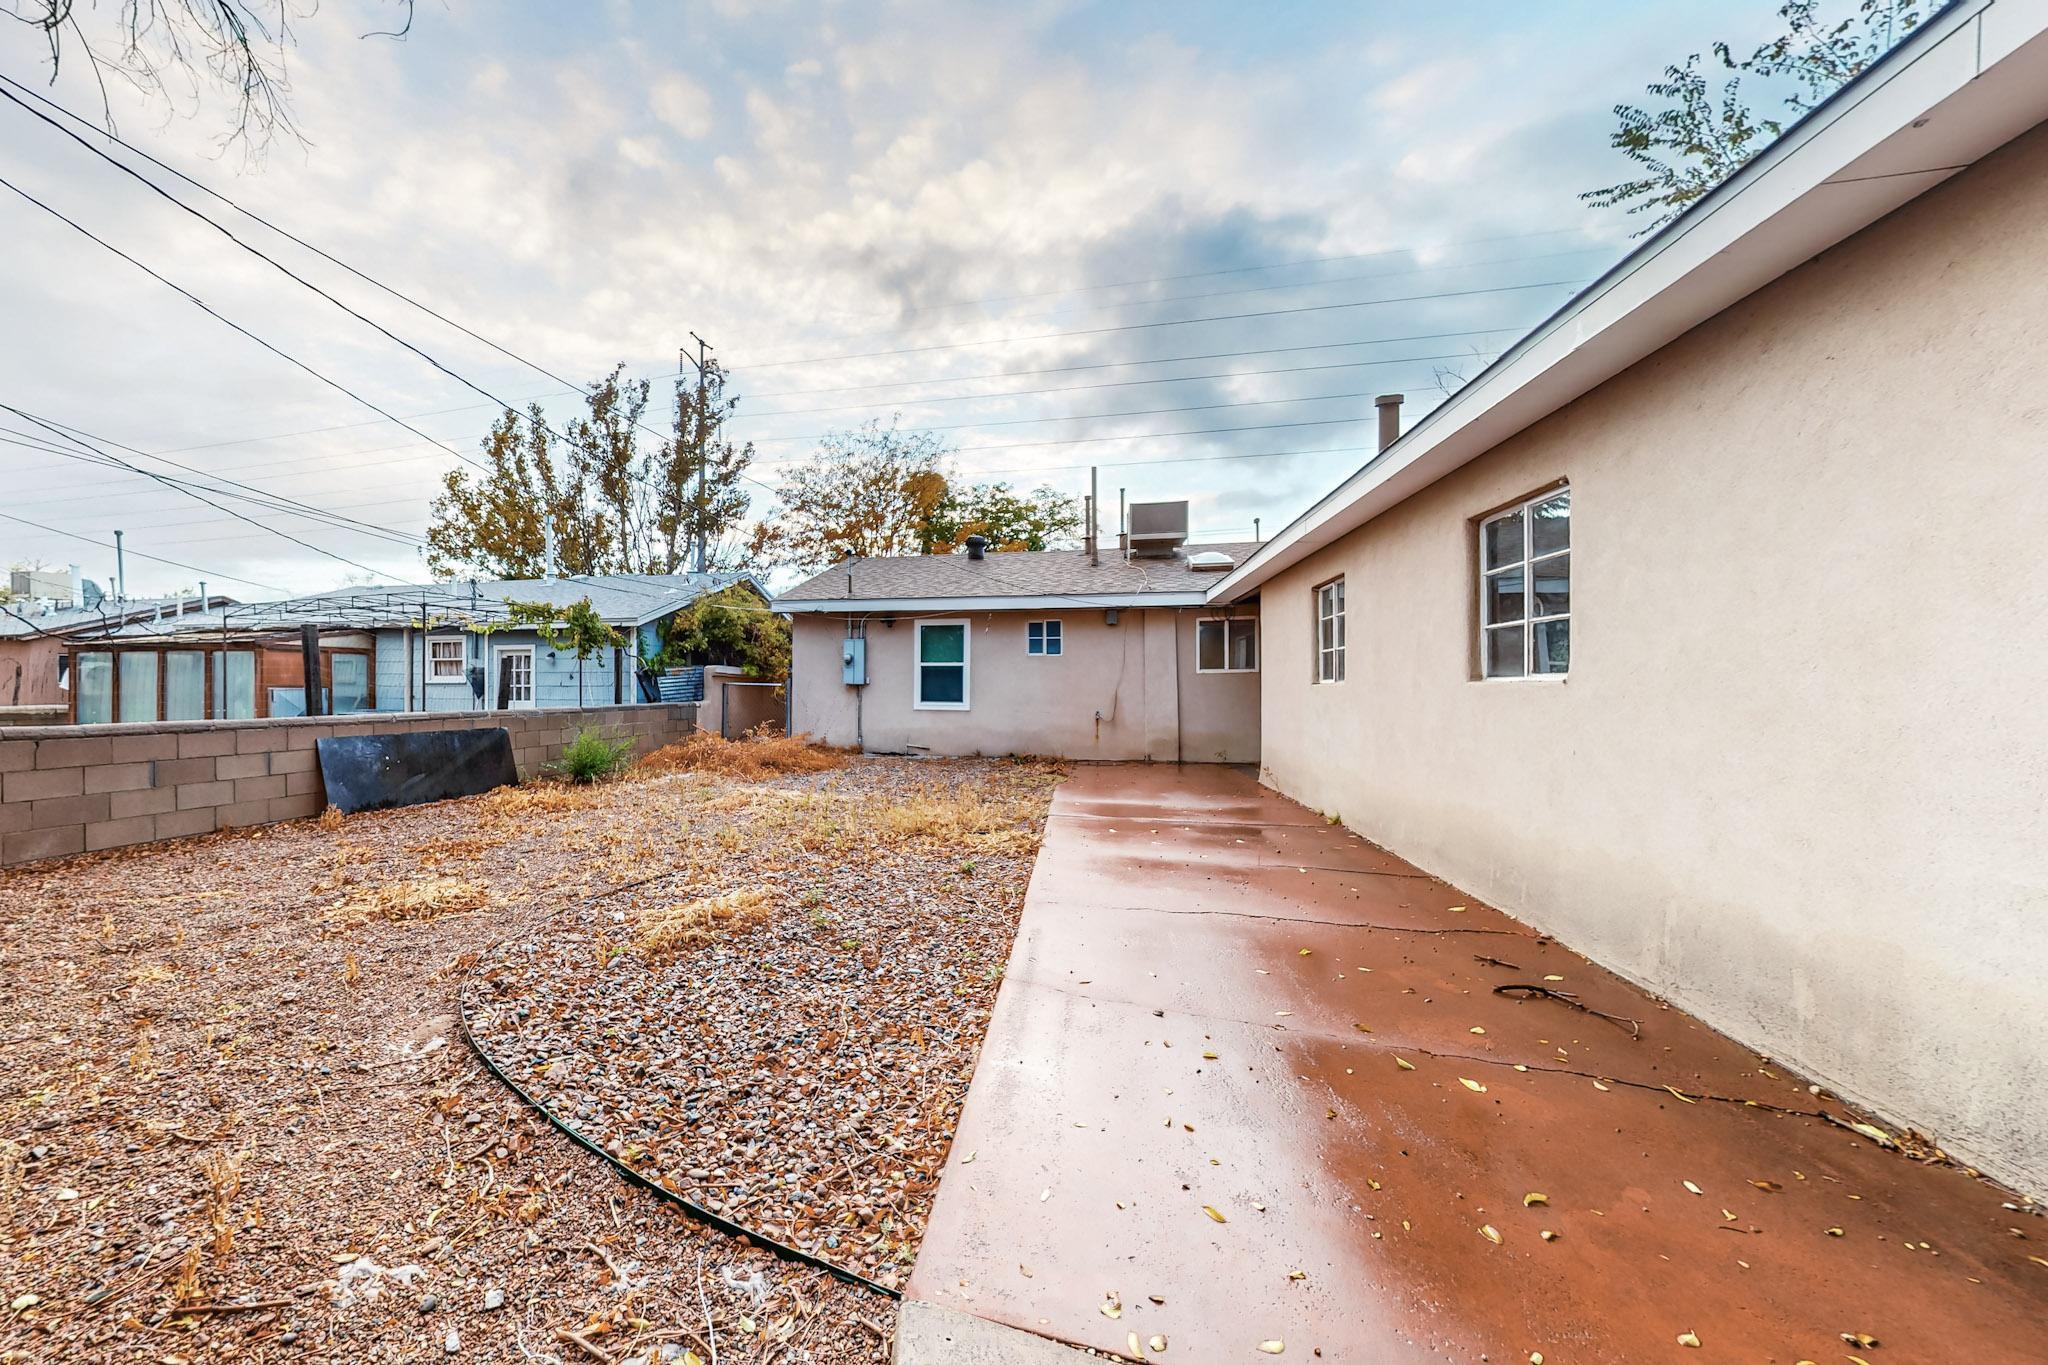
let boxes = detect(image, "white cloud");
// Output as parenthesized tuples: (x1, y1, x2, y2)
(650, 73, 714, 139)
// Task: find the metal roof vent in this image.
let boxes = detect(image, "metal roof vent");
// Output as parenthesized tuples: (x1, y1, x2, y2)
(1126, 500, 1189, 558)
(1186, 550, 1235, 572)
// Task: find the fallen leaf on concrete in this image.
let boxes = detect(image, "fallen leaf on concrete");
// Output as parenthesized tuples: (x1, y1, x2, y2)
(1677, 1331, 1702, 1348)
(1395, 1058, 1416, 1071)
(1523, 1193, 1548, 1207)
(1480, 1225, 1503, 1244)
(1683, 1181, 1703, 1196)
(1101, 1296, 1122, 1319)
(1257, 1340, 1285, 1354)
(1203, 1205, 1227, 1224)
(1459, 1078, 1487, 1094)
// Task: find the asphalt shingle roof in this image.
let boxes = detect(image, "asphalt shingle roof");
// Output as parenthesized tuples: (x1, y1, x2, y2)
(774, 543, 1259, 605)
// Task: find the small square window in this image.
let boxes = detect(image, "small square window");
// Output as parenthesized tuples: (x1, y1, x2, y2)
(430, 637, 466, 679)
(1026, 620, 1062, 656)
(1195, 617, 1257, 672)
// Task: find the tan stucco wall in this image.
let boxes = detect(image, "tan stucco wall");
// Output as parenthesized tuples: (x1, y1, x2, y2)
(1257, 123, 2048, 1192)
(790, 606, 1260, 763)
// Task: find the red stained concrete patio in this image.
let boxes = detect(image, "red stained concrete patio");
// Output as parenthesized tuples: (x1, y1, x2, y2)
(906, 764, 2047, 1362)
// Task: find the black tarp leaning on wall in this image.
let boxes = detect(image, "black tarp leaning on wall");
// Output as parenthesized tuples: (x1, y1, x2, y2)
(316, 727, 518, 814)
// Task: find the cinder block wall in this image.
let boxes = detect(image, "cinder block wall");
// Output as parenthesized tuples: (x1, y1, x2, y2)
(0, 703, 698, 868)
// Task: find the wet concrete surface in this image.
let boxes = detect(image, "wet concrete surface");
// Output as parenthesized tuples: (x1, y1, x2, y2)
(908, 765, 2048, 1362)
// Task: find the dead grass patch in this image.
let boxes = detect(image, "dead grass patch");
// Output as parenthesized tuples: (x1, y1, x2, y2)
(632, 889, 772, 958)
(872, 783, 1042, 854)
(638, 730, 848, 780)
(329, 876, 492, 927)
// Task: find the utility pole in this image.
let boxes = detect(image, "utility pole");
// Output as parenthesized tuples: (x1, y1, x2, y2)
(113, 530, 125, 603)
(683, 333, 712, 574)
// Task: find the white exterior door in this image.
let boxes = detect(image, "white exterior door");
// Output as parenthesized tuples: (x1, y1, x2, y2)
(495, 645, 535, 709)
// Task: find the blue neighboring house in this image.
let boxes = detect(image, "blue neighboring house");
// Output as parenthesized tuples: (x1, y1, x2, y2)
(66, 573, 767, 722)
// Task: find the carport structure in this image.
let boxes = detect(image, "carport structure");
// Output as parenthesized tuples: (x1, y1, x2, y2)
(903, 765, 2046, 1362)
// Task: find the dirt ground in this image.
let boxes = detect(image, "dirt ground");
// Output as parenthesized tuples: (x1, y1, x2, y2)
(0, 745, 1060, 1364)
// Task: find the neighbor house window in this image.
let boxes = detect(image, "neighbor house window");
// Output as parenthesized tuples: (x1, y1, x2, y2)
(75, 651, 112, 724)
(1026, 620, 1062, 656)
(1480, 486, 1571, 678)
(1315, 579, 1346, 683)
(212, 650, 256, 719)
(914, 619, 970, 709)
(117, 651, 159, 723)
(429, 636, 465, 679)
(164, 651, 207, 721)
(1196, 617, 1258, 673)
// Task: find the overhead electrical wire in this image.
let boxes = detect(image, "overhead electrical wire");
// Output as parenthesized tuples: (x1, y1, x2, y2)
(0, 508, 289, 593)
(723, 278, 1585, 370)
(0, 79, 776, 501)
(0, 420, 433, 548)
(0, 172, 489, 475)
(0, 406, 413, 583)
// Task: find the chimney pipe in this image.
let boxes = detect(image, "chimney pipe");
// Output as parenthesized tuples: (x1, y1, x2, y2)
(1089, 466, 1100, 567)
(1375, 394, 1403, 452)
(964, 534, 989, 561)
(1117, 487, 1127, 556)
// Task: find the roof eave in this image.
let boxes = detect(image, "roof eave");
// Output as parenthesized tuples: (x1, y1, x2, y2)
(1208, 0, 2048, 603)
(774, 591, 1211, 614)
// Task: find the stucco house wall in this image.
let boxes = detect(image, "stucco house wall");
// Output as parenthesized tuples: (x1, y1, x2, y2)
(791, 607, 1259, 763)
(1256, 123, 2048, 1191)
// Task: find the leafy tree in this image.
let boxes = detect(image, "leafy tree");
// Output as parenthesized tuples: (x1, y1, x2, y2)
(1584, 1, 1925, 231)
(756, 418, 952, 573)
(502, 596, 623, 706)
(922, 481, 1082, 555)
(426, 356, 762, 579)
(660, 354, 757, 572)
(651, 585, 790, 681)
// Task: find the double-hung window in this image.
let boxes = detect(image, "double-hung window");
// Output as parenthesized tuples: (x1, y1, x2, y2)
(429, 636, 465, 680)
(1315, 579, 1346, 683)
(1026, 620, 1062, 656)
(1196, 617, 1258, 673)
(914, 619, 970, 709)
(1480, 486, 1571, 678)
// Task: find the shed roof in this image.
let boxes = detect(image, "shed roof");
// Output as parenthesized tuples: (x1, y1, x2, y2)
(0, 595, 237, 638)
(75, 572, 762, 638)
(774, 543, 1260, 613)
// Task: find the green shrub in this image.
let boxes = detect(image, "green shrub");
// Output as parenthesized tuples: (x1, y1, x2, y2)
(551, 727, 636, 784)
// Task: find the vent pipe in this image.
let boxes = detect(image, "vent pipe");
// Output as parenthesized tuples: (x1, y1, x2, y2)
(1089, 466, 1100, 567)
(1375, 394, 1404, 452)
(965, 534, 989, 561)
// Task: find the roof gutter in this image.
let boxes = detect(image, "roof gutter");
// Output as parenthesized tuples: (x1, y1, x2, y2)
(775, 592, 1210, 614)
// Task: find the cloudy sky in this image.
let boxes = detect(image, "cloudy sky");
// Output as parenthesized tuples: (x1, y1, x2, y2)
(0, 0, 1793, 598)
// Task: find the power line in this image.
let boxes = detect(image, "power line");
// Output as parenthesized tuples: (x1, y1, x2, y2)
(728, 345, 1499, 423)
(744, 226, 1597, 344)
(0, 407, 414, 584)
(744, 380, 1484, 448)
(0, 508, 290, 594)
(728, 278, 1586, 371)
(0, 419, 433, 548)
(0, 80, 778, 502)
(737, 243, 1604, 361)
(0, 172, 489, 475)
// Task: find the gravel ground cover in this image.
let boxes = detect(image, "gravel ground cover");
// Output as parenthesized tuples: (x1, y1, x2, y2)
(466, 761, 1057, 1293)
(0, 743, 1059, 1364)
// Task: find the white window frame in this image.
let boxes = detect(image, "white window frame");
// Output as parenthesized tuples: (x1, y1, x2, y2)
(1195, 616, 1259, 674)
(429, 635, 466, 680)
(913, 618, 971, 710)
(1025, 619, 1062, 657)
(1478, 485, 1571, 681)
(1314, 578, 1346, 683)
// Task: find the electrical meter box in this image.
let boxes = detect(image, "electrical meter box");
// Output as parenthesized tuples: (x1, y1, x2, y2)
(841, 637, 867, 685)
